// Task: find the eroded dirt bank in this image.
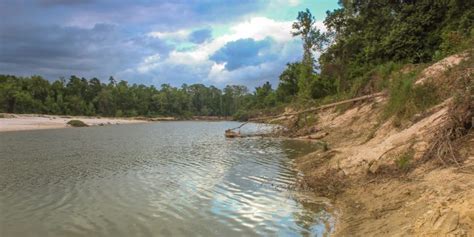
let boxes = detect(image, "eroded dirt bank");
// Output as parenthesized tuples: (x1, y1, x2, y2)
(294, 103, 474, 236)
(278, 53, 474, 236)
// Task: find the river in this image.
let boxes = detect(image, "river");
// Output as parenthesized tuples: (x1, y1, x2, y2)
(0, 121, 333, 236)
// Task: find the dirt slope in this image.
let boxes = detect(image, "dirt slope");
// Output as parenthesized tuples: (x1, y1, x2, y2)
(288, 52, 474, 236)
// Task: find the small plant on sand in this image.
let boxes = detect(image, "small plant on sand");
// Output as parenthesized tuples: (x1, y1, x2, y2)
(67, 120, 89, 127)
(317, 140, 329, 151)
(395, 149, 415, 172)
(295, 113, 318, 129)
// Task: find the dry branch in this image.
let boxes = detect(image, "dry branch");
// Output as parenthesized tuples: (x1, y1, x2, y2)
(249, 92, 386, 122)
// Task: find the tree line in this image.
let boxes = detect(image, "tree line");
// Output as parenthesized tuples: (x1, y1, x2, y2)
(0, 75, 265, 118)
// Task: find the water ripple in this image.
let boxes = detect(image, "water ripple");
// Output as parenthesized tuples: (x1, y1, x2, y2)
(0, 122, 334, 236)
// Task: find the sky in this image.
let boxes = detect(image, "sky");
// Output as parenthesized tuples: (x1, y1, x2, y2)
(0, 0, 339, 89)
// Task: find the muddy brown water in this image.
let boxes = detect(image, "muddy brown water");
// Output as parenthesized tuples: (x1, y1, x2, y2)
(0, 121, 333, 236)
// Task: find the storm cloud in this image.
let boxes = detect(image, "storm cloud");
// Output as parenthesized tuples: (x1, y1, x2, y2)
(189, 28, 212, 44)
(0, 0, 336, 87)
(210, 38, 275, 71)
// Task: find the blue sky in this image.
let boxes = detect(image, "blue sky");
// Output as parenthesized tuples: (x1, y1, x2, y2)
(0, 0, 339, 89)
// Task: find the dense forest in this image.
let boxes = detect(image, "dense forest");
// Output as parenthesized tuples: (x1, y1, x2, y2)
(277, 0, 473, 101)
(1, 0, 472, 119)
(0, 75, 263, 118)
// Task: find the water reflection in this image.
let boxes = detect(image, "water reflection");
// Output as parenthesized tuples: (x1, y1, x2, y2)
(0, 122, 333, 236)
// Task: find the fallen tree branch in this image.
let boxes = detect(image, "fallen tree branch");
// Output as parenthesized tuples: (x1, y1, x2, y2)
(229, 122, 249, 131)
(249, 92, 386, 122)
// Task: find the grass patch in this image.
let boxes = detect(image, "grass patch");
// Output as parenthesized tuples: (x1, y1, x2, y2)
(434, 30, 474, 61)
(295, 113, 318, 128)
(395, 149, 415, 172)
(319, 140, 329, 152)
(383, 71, 440, 126)
(67, 120, 89, 127)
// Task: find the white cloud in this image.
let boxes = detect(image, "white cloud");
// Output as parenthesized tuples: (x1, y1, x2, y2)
(148, 17, 294, 67)
(137, 53, 161, 73)
(166, 50, 208, 65)
(228, 17, 293, 43)
(148, 29, 190, 41)
(134, 16, 322, 86)
(205, 39, 302, 87)
(208, 63, 227, 83)
(288, 0, 301, 7)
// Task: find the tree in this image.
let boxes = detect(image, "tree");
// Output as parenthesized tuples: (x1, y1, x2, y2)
(292, 8, 329, 99)
(255, 81, 276, 108)
(0, 76, 20, 112)
(96, 89, 114, 115)
(276, 62, 301, 102)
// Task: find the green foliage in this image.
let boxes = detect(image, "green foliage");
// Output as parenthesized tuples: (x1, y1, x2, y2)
(232, 110, 250, 121)
(254, 82, 277, 108)
(320, 141, 329, 152)
(396, 149, 415, 172)
(370, 62, 404, 91)
(67, 120, 88, 127)
(296, 114, 318, 128)
(318, 0, 473, 99)
(276, 62, 301, 102)
(292, 8, 330, 99)
(0, 75, 258, 119)
(383, 72, 440, 126)
(434, 29, 474, 60)
(277, 2, 473, 106)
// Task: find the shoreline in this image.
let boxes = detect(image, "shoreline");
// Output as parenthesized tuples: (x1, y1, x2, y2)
(286, 100, 474, 236)
(265, 53, 474, 236)
(0, 113, 236, 133)
(0, 113, 148, 132)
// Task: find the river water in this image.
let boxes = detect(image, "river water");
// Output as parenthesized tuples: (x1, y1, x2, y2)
(0, 122, 333, 236)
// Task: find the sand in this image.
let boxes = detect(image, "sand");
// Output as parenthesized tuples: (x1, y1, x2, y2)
(292, 98, 474, 236)
(286, 52, 474, 235)
(0, 114, 147, 132)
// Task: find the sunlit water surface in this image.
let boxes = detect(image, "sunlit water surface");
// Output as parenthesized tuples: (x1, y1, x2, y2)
(0, 122, 333, 236)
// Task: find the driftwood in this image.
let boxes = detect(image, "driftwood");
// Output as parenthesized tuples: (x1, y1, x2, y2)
(249, 92, 386, 122)
(229, 122, 249, 131)
(225, 130, 273, 138)
(306, 132, 329, 140)
(225, 92, 386, 138)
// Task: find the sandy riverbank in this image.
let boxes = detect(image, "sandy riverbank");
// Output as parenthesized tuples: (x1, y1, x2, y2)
(290, 99, 474, 236)
(269, 53, 474, 236)
(0, 113, 147, 132)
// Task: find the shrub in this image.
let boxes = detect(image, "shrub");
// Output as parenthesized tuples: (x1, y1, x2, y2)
(434, 30, 474, 61)
(383, 71, 439, 126)
(296, 113, 318, 128)
(67, 120, 89, 127)
(233, 110, 250, 121)
(115, 110, 123, 117)
(395, 149, 415, 172)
